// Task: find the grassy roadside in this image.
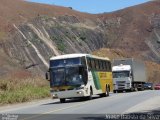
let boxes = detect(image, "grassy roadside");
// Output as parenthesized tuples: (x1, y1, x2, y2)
(0, 76, 50, 105)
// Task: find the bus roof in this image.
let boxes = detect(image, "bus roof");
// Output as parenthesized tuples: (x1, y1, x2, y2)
(50, 54, 110, 61)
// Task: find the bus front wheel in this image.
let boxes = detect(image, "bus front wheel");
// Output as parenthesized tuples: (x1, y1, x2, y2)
(60, 98, 66, 103)
(87, 88, 93, 100)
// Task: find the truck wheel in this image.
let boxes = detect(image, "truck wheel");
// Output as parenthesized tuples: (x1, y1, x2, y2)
(117, 90, 122, 93)
(140, 88, 144, 91)
(135, 88, 138, 91)
(130, 87, 134, 92)
(113, 90, 117, 93)
(60, 98, 66, 103)
(141, 86, 144, 91)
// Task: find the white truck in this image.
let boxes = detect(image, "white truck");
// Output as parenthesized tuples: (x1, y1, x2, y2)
(112, 58, 147, 93)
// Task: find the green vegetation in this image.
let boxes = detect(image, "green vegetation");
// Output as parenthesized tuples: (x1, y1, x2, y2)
(40, 15, 51, 21)
(78, 31, 87, 42)
(51, 35, 65, 52)
(79, 36, 86, 41)
(31, 34, 40, 43)
(57, 42, 65, 52)
(0, 31, 6, 41)
(0, 77, 50, 105)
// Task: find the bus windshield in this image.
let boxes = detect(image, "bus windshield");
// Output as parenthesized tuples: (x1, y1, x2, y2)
(66, 67, 83, 86)
(112, 71, 130, 78)
(50, 58, 81, 67)
(52, 68, 65, 86)
(51, 66, 86, 86)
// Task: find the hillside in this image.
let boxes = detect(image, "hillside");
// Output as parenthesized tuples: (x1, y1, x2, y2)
(98, 1, 160, 62)
(0, 0, 160, 83)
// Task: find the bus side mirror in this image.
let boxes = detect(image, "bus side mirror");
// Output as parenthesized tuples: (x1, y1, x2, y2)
(45, 72, 50, 81)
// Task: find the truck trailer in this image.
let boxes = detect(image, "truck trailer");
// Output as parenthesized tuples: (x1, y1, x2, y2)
(112, 58, 147, 93)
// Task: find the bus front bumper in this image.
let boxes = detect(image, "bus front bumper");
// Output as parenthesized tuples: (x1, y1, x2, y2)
(50, 89, 88, 99)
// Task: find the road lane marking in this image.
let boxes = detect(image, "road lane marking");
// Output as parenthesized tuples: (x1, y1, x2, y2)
(22, 101, 88, 120)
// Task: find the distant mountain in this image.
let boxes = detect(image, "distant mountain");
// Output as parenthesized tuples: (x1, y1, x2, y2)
(0, 0, 160, 82)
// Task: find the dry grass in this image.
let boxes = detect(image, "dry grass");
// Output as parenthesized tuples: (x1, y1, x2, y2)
(145, 61, 160, 84)
(0, 73, 50, 105)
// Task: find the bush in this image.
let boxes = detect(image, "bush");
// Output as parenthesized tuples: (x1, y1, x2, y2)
(51, 35, 65, 52)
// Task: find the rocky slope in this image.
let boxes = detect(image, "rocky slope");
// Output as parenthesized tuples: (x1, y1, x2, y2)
(0, 0, 160, 82)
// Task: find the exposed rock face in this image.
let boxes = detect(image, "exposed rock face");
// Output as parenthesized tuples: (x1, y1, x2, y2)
(5, 15, 108, 74)
(147, 14, 160, 62)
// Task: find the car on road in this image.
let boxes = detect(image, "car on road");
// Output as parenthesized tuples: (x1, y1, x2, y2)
(154, 83, 160, 90)
(144, 82, 153, 90)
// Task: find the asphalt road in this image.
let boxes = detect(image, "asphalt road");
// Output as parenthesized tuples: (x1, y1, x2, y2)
(0, 90, 160, 120)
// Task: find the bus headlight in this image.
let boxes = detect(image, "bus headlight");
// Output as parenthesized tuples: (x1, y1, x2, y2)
(77, 91, 82, 94)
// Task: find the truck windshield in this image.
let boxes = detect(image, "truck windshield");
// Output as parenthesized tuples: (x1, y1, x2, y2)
(112, 71, 130, 78)
(50, 66, 86, 86)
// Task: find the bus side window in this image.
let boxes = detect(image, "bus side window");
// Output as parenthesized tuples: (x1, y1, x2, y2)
(81, 57, 87, 67)
(79, 66, 87, 85)
(98, 60, 101, 70)
(108, 61, 112, 72)
(101, 60, 103, 70)
(98, 60, 101, 71)
(94, 59, 96, 70)
(95, 59, 99, 70)
(92, 59, 95, 70)
(102, 61, 105, 70)
(90, 59, 92, 69)
(99, 60, 103, 71)
(87, 58, 92, 70)
(106, 61, 111, 72)
(104, 61, 107, 71)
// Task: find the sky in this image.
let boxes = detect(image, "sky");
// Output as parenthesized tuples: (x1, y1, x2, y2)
(29, 0, 150, 14)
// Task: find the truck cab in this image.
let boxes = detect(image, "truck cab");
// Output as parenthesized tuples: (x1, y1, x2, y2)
(112, 64, 132, 93)
(112, 58, 146, 93)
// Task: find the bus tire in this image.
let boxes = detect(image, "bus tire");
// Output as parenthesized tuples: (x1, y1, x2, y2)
(106, 86, 109, 97)
(130, 87, 134, 92)
(87, 87, 93, 100)
(60, 98, 66, 103)
(113, 90, 116, 93)
(100, 85, 109, 97)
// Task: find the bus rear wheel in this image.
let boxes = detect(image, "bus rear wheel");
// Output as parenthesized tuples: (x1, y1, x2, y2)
(113, 90, 117, 93)
(100, 86, 109, 97)
(60, 98, 66, 103)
